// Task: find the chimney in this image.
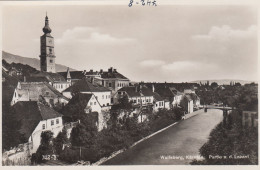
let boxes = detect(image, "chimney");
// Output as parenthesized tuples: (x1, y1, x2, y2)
(113, 69, 117, 73)
(90, 69, 93, 73)
(152, 84, 155, 92)
(135, 85, 138, 92)
(100, 69, 103, 73)
(108, 67, 113, 73)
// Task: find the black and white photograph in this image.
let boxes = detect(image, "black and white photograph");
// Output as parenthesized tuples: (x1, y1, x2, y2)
(1, 0, 259, 166)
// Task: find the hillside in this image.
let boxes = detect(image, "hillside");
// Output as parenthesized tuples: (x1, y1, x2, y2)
(2, 51, 76, 72)
(190, 79, 257, 85)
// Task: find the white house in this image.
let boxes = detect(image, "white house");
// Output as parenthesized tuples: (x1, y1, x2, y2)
(64, 93, 107, 131)
(62, 77, 112, 111)
(115, 85, 154, 107)
(12, 101, 63, 154)
(180, 94, 194, 114)
(153, 92, 165, 112)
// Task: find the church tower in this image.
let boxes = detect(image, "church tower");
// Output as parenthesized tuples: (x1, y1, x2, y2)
(39, 14, 56, 73)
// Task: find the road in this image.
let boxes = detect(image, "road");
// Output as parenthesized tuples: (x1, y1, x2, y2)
(102, 109, 223, 165)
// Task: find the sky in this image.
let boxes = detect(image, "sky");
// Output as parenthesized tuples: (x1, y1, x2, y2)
(2, 5, 258, 82)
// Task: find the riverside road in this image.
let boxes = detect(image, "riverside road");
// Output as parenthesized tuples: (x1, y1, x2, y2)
(102, 109, 223, 165)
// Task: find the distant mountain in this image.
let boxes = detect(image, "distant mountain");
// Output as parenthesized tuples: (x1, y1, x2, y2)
(190, 79, 257, 85)
(2, 51, 76, 72)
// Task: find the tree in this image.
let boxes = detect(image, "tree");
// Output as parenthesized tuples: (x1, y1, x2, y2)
(32, 131, 54, 164)
(211, 82, 218, 89)
(53, 128, 68, 155)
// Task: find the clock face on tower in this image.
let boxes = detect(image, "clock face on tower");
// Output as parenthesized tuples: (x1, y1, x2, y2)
(46, 37, 54, 47)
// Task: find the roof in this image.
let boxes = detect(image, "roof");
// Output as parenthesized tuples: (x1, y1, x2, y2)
(63, 77, 110, 93)
(62, 93, 100, 117)
(118, 86, 154, 97)
(155, 87, 175, 98)
(153, 92, 164, 101)
(25, 76, 49, 83)
(20, 82, 69, 100)
(118, 86, 141, 97)
(190, 93, 200, 101)
(12, 101, 62, 140)
(31, 71, 66, 82)
(184, 94, 193, 101)
(100, 71, 128, 80)
(66, 93, 93, 106)
(2, 71, 19, 104)
(58, 71, 85, 80)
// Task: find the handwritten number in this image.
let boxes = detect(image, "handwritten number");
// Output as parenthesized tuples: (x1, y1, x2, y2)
(129, 0, 133, 7)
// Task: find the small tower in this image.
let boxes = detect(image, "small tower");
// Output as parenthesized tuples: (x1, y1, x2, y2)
(39, 13, 56, 73)
(66, 67, 71, 83)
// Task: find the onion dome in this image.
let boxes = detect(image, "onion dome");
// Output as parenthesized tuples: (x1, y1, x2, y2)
(42, 15, 52, 34)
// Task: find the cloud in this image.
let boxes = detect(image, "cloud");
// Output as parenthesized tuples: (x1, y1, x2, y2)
(56, 26, 135, 44)
(139, 59, 166, 67)
(192, 25, 257, 41)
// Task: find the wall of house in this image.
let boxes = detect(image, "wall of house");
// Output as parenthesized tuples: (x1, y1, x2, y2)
(28, 117, 63, 154)
(83, 91, 111, 107)
(164, 101, 170, 110)
(11, 88, 20, 106)
(129, 96, 154, 105)
(53, 82, 71, 92)
(86, 95, 102, 113)
(62, 91, 72, 99)
(153, 101, 165, 112)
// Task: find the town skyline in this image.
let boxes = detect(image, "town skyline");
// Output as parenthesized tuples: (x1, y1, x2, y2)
(3, 5, 258, 82)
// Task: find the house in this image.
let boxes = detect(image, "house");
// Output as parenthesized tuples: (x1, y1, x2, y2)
(63, 93, 108, 131)
(18, 82, 69, 107)
(62, 77, 112, 111)
(115, 85, 154, 108)
(29, 71, 71, 92)
(58, 68, 86, 85)
(153, 92, 165, 112)
(184, 89, 200, 108)
(59, 67, 130, 95)
(155, 86, 183, 108)
(180, 94, 194, 113)
(12, 101, 63, 154)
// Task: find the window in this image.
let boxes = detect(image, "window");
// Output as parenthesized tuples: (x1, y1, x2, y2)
(51, 120, 54, 126)
(133, 100, 136, 103)
(156, 104, 158, 107)
(61, 85, 63, 89)
(102, 95, 104, 99)
(42, 124, 45, 130)
(46, 92, 49, 95)
(146, 99, 149, 102)
(109, 83, 112, 87)
(90, 102, 93, 106)
(94, 102, 96, 105)
(50, 59, 53, 63)
(107, 103, 109, 106)
(56, 119, 59, 124)
(118, 92, 121, 95)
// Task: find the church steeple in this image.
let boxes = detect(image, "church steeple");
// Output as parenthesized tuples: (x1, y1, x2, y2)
(40, 13, 56, 73)
(43, 13, 52, 34)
